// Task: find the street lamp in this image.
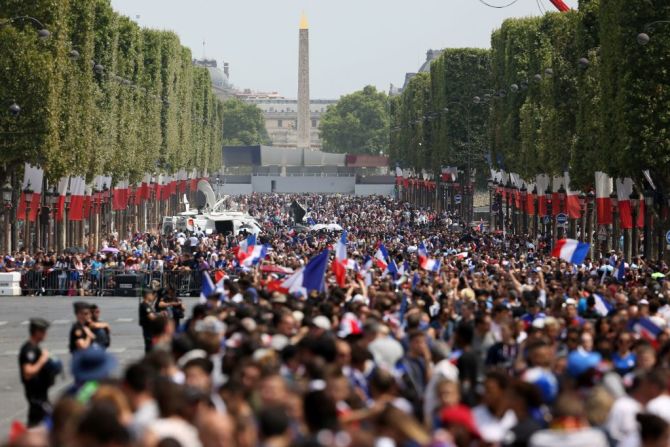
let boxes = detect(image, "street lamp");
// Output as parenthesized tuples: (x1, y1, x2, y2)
(93, 62, 105, 75)
(644, 186, 654, 259)
(2, 182, 12, 206)
(23, 182, 33, 251)
(487, 178, 494, 231)
(505, 179, 513, 232)
(8, 102, 21, 117)
(579, 192, 586, 241)
(520, 184, 528, 235)
(531, 186, 539, 241)
(545, 186, 553, 242)
(557, 185, 566, 214)
(2, 181, 12, 253)
(630, 188, 640, 257)
(637, 21, 670, 45)
(610, 191, 619, 253)
(0, 16, 50, 39)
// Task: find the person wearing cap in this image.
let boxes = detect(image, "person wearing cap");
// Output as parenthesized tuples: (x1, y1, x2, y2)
(69, 302, 96, 354)
(19, 318, 52, 426)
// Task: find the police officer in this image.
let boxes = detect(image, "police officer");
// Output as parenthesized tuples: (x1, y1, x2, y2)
(69, 302, 96, 354)
(18, 318, 52, 426)
(139, 290, 159, 352)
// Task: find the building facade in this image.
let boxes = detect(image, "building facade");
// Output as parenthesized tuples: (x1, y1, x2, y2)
(389, 49, 444, 96)
(237, 93, 336, 150)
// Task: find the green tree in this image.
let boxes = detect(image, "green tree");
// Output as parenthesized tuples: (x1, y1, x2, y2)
(320, 85, 389, 154)
(0, 0, 224, 184)
(221, 98, 270, 146)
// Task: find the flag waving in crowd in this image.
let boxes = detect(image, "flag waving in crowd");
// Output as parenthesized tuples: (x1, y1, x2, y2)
(332, 231, 349, 287)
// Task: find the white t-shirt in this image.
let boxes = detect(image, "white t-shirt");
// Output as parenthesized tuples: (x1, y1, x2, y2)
(647, 393, 670, 422)
(606, 395, 642, 443)
(530, 428, 608, 447)
(472, 405, 518, 444)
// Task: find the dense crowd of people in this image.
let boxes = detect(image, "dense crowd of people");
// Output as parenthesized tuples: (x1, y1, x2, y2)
(8, 193, 670, 447)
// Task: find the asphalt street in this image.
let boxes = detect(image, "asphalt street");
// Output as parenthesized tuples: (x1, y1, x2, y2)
(0, 295, 198, 436)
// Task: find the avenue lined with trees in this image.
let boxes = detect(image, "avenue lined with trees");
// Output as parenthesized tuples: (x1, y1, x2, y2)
(0, 0, 224, 251)
(389, 0, 670, 260)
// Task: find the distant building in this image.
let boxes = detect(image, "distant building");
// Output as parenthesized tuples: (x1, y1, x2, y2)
(390, 49, 444, 96)
(196, 15, 338, 150)
(193, 58, 235, 101)
(237, 93, 337, 150)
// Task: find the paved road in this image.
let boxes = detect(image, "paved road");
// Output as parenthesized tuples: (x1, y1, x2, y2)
(0, 295, 198, 435)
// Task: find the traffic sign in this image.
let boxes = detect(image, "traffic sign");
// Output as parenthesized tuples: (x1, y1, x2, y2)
(454, 194, 462, 205)
(543, 216, 551, 225)
(665, 230, 670, 245)
(491, 202, 500, 213)
(556, 213, 568, 225)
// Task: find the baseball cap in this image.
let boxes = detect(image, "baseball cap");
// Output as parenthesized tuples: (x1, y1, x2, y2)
(567, 349, 602, 378)
(441, 405, 480, 439)
(311, 315, 331, 331)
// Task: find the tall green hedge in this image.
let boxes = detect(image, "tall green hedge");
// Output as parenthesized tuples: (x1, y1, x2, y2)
(392, 0, 670, 195)
(390, 49, 491, 178)
(490, 0, 670, 191)
(0, 0, 223, 183)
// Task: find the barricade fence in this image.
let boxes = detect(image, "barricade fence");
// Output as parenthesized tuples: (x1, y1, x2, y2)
(18, 268, 206, 297)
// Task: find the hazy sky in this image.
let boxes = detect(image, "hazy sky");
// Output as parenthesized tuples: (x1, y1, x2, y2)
(110, 0, 579, 99)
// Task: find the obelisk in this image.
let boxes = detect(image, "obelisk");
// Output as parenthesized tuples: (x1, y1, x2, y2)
(297, 12, 310, 150)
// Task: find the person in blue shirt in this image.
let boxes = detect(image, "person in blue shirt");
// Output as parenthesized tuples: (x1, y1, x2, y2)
(612, 331, 637, 375)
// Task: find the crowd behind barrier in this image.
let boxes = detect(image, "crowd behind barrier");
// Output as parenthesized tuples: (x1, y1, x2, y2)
(18, 268, 207, 297)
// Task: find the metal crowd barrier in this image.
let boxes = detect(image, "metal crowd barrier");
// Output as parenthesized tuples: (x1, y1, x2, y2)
(18, 268, 206, 297)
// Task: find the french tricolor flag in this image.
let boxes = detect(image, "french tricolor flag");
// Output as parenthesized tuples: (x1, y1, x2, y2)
(112, 180, 129, 211)
(593, 294, 614, 317)
(536, 174, 550, 216)
(17, 164, 44, 222)
(68, 176, 86, 221)
(280, 250, 330, 296)
(54, 177, 69, 222)
(418, 242, 441, 272)
(551, 239, 590, 265)
(419, 256, 441, 272)
(564, 172, 582, 219)
(200, 271, 215, 304)
(332, 231, 349, 287)
(631, 317, 662, 347)
(360, 255, 373, 272)
(595, 172, 613, 225)
(241, 245, 268, 268)
(237, 235, 268, 267)
(374, 245, 389, 271)
(418, 242, 428, 258)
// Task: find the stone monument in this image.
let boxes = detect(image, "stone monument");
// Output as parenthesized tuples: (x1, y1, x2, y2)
(297, 12, 311, 150)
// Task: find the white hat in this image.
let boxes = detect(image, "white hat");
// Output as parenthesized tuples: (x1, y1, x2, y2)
(311, 315, 331, 331)
(195, 316, 226, 335)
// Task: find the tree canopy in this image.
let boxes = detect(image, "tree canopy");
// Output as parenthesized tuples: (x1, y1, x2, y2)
(391, 0, 670, 196)
(221, 99, 270, 146)
(0, 0, 223, 183)
(320, 85, 389, 154)
(390, 49, 491, 180)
